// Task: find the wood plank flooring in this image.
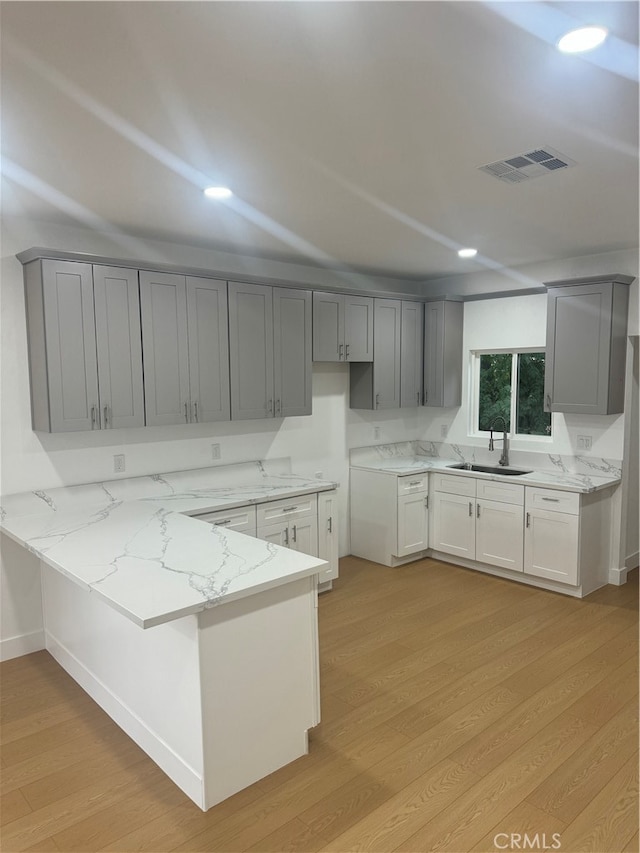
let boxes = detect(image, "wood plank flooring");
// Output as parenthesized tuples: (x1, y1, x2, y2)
(1, 557, 637, 852)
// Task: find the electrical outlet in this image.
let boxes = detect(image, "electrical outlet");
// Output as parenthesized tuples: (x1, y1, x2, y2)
(113, 454, 125, 473)
(440, 424, 449, 438)
(211, 443, 221, 460)
(373, 426, 381, 440)
(577, 435, 592, 451)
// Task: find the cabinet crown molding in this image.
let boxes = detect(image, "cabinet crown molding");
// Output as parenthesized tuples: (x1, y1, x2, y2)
(544, 273, 635, 289)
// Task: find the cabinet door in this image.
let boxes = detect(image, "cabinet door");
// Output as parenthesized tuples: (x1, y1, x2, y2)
(544, 284, 613, 415)
(400, 301, 423, 408)
(93, 266, 144, 429)
(312, 292, 344, 361)
(229, 282, 274, 420)
(318, 490, 339, 581)
(42, 260, 99, 432)
(344, 296, 374, 361)
(256, 520, 290, 548)
(475, 499, 524, 572)
(290, 514, 319, 557)
(186, 277, 230, 423)
(423, 301, 463, 407)
(432, 491, 475, 559)
(396, 492, 428, 557)
(140, 271, 190, 426)
(373, 299, 401, 409)
(524, 508, 579, 585)
(273, 288, 312, 417)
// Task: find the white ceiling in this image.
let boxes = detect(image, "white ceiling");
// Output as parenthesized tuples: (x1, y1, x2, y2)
(1, 1, 638, 281)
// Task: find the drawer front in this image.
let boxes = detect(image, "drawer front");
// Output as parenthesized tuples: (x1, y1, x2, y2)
(397, 474, 428, 495)
(432, 472, 476, 497)
(526, 487, 579, 515)
(476, 479, 524, 506)
(194, 506, 257, 535)
(256, 494, 318, 526)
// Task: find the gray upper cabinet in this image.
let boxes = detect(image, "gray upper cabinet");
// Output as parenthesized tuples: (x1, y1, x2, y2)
(400, 301, 424, 408)
(273, 288, 312, 418)
(351, 299, 423, 410)
(423, 301, 463, 408)
(544, 274, 632, 415)
(140, 271, 230, 426)
(93, 266, 145, 430)
(312, 292, 373, 362)
(229, 282, 312, 420)
(24, 259, 144, 432)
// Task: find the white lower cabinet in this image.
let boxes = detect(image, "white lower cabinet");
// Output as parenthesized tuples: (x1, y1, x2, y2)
(524, 490, 580, 585)
(318, 490, 340, 581)
(350, 469, 428, 567)
(431, 474, 524, 572)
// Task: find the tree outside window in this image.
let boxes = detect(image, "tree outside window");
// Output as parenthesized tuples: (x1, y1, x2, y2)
(476, 351, 551, 437)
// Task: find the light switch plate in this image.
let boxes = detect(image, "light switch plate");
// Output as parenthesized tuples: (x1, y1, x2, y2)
(211, 444, 221, 460)
(113, 454, 125, 473)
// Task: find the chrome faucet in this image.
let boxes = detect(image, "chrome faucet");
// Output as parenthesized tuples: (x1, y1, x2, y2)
(488, 416, 510, 466)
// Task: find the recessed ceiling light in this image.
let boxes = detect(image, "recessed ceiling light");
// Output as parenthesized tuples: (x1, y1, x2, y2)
(557, 26, 608, 53)
(204, 186, 233, 200)
(458, 248, 478, 259)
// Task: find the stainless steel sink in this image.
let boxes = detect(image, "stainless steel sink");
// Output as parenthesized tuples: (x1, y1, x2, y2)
(447, 463, 532, 477)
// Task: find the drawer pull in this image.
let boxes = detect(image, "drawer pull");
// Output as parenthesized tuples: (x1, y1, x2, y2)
(214, 519, 233, 526)
(409, 480, 422, 486)
(541, 497, 560, 502)
(283, 506, 298, 513)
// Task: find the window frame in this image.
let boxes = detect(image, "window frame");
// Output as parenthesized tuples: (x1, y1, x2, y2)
(469, 347, 553, 442)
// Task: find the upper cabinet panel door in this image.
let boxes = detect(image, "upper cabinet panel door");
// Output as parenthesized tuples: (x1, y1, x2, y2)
(400, 302, 424, 408)
(423, 302, 444, 407)
(373, 299, 401, 409)
(140, 271, 191, 426)
(312, 292, 344, 362)
(229, 282, 274, 420)
(185, 277, 230, 424)
(344, 296, 373, 361)
(93, 266, 145, 430)
(42, 260, 99, 432)
(273, 288, 312, 418)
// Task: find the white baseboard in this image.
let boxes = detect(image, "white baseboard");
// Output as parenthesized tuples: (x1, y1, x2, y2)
(45, 630, 205, 808)
(609, 566, 629, 586)
(0, 630, 45, 662)
(625, 551, 639, 570)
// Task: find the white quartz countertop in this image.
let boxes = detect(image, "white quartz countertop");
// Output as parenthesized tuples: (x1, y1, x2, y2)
(350, 456, 620, 494)
(0, 461, 336, 629)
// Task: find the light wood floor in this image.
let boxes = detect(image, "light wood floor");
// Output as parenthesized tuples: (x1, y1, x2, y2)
(1, 557, 638, 852)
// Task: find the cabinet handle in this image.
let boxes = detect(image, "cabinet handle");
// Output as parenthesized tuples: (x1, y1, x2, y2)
(346, 344, 350, 359)
(292, 524, 297, 543)
(184, 402, 189, 423)
(267, 399, 273, 415)
(193, 401, 199, 422)
(526, 512, 531, 528)
(283, 506, 298, 512)
(284, 527, 289, 546)
(103, 405, 109, 428)
(328, 516, 333, 533)
(409, 480, 422, 486)
(541, 497, 560, 502)
(546, 394, 551, 410)
(375, 393, 380, 409)
(425, 391, 428, 404)
(91, 405, 98, 429)
(416, 391, 420, 404)
(275, 399, 281, 417)
(338, 343, 344, 360)
(424, 496, 429, 509)
(469, 501, 473, 516)
(477, 503, 481, 518)
(213, 519, 232, 526)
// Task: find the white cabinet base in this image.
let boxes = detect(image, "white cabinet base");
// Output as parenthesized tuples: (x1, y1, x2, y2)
(41, 563, 319, 811)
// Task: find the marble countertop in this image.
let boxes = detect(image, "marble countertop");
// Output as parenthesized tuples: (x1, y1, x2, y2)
(350, 456, 620, 494)
(0, 461, 337, 629)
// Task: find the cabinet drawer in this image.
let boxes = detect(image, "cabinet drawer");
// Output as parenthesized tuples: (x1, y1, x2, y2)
(194, 506, 257, 535)
(397, 474, 428, 495)
(257, 494, 317, 526)
(526, 487, 579, 516)
(432, 472, 476, 497)
(476, 480, 524, 506)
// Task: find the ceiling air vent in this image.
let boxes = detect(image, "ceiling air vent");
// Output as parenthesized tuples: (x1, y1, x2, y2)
(479, 147, 576, 184)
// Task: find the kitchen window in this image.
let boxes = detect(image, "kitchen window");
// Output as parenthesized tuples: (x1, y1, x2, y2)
(471, 350, 552, 438)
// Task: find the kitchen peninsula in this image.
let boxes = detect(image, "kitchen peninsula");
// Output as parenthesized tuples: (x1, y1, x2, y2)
(0, 459, 337, 810)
